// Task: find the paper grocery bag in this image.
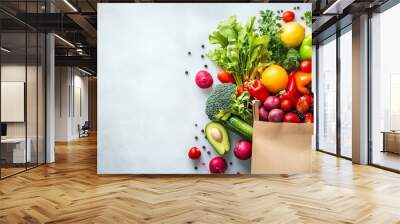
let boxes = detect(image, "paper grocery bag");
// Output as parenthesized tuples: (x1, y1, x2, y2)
(251, 100, 313, 174)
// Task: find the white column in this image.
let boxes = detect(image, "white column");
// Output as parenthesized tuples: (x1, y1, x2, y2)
(46, 32, 55, 163)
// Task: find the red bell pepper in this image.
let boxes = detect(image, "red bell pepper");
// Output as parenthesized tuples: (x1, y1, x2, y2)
(279, 72, 300, 105)
(246, 80, 269, 102)
(236, 80, 250, 97)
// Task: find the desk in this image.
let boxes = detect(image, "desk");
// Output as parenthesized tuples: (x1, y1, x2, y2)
(1, 138, 31, 163)
(381, 131, 400, 154)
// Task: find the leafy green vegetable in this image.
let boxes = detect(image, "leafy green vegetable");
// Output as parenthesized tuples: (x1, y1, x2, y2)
(304, 11, 312, 28)
(282, 48, 300, 72)
(206, 84, 253, 124)
(258, 10, 287, 65)
(231, 91, 253, 124)
(208, 16, 270, 86)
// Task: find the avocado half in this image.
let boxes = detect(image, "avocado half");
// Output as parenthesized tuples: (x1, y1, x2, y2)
(205, 122, 230, 155)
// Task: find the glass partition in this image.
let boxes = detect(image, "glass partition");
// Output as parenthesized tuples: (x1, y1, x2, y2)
(0, 2, 46, 179)
(27, 31, 38, 169)
(0, 31, 28, 177)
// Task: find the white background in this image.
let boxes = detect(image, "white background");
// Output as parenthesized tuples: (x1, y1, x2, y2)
(98, 3, 311, 174)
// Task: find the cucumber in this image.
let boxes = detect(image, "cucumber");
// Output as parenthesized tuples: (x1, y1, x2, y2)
(224, 116, 253, 141)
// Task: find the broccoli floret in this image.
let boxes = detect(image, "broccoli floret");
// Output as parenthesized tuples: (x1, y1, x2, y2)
(205, 84, 236, 121)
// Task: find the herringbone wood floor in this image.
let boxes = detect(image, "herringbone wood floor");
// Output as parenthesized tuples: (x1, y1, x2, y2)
(1, 135, 400, 224)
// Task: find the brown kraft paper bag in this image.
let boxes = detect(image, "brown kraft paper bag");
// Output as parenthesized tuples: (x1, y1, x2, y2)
(251, 100, 313, 174)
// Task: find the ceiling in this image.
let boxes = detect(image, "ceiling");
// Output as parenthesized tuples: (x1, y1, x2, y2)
(0, 0, 392, 74)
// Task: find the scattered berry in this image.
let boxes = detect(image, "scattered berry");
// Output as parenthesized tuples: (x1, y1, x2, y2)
(194, 136, 198, 140)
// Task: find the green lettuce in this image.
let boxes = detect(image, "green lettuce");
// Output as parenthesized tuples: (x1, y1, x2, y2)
(208, 16, 270, 86)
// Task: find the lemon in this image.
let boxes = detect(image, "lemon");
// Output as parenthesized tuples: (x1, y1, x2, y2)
(280, 22, 305, 48)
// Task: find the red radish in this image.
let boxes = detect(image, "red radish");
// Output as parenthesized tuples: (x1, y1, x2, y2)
(209, 157, 228, 174)
(283, 112, 301, 123)
(268, 109, 284, 122)
(188, 147, 201, 160)
(300, 60, 312, 73)
(263, 96, 280, 110)
(259, 107, 269, 121)
(195, 70, 213, 89)
(282, 11, 295, 22)
(281, 99, 292, 112)
(234, 140, 252, 160)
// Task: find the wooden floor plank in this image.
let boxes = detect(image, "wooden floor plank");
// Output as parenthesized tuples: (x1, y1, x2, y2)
(0, 135, 400, 223)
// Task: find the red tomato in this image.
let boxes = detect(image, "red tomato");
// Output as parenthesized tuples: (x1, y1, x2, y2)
(281, 99, 292, 112)
(283, 112, 301, 123)
(304, 113, 314, 123)
(217, 70, 235, 83)
(296, 95, 313, 113)
(282, 11, 295, 22)
(300, 60, 312, 73)
(188, 147, 201, 160)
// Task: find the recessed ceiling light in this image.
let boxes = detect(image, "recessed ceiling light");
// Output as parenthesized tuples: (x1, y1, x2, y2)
(323, 0, 355, 15)
(63, 0, 78, 12)
(1, 47, 11, 53)
(54, 34, 75, 48)
(78, 67, 93, 76)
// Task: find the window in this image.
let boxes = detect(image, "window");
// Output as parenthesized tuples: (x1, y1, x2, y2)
(317, 35, 337, 154)
(339, 26, 352, 158)
(370, 3, 400, 171)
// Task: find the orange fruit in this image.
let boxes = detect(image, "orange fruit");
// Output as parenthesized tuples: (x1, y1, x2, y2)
(261, 64, 288, 94)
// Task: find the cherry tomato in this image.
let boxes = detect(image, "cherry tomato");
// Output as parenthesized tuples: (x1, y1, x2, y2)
(296, 95, 313, 113)
(283, 112, 301, 123)
(217, 70, 235, 83)
(281, 99, 292, 112)
(300, 60, 312, 73)
(304, 113, 314, 123)
(282, 11, 295, 22)
(188, 147, 201, 160)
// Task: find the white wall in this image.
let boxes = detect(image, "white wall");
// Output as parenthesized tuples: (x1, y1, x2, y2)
(55, 67, 89, 141)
